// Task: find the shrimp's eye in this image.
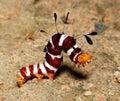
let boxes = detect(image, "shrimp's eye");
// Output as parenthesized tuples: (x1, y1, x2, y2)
(77, 53, 92, 65)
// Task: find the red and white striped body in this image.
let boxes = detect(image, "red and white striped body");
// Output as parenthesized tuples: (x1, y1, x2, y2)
(17, 33, 82, 87)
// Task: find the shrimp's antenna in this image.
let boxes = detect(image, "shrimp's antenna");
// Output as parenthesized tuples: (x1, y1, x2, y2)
(54, 13, 59, 33)
(64, 12, 69, 24)
(74, 31, 98, 45)
(62, 12, 70, 33)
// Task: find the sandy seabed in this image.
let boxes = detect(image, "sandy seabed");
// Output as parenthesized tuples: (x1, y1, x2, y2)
(0, 0, 120, 101)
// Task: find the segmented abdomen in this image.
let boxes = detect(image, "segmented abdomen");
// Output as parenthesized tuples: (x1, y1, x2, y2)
(18, 33, 82, 80)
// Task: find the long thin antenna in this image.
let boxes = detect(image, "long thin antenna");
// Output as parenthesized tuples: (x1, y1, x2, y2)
(62, 12, 70, 33)
(74, 31, 98, 45)
(54, 13, 59, 33)
(64, 12, 70, 24)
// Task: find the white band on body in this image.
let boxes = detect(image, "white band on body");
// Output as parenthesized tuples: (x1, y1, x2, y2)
(67, 48, 74, 56)
(26, 66, 30, 76)
(73, 44, 79, 48)
(48, 52, 61, 59)
(50, 38, 54, 45)
(59, 34, 68, 46)
(33, 64, 38, 75)
(39, 63, 48, 75)
(44, 61, 57, 72)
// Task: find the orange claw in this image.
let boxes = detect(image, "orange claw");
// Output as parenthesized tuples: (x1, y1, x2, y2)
(77, 53, 92, 65)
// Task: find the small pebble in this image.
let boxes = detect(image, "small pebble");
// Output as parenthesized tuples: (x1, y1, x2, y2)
(116, 76, 120, 83)
(114, 71, 120, 77)
(113, 71, 120, 83)
(84, 91, 92, 96)
(117, 67, 120, 71)
(108, 91, 114, 95)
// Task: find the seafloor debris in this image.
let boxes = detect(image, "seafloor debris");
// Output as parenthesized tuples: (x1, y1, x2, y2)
(94, 22, 108, 34)
(113, 67, 120, 83)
